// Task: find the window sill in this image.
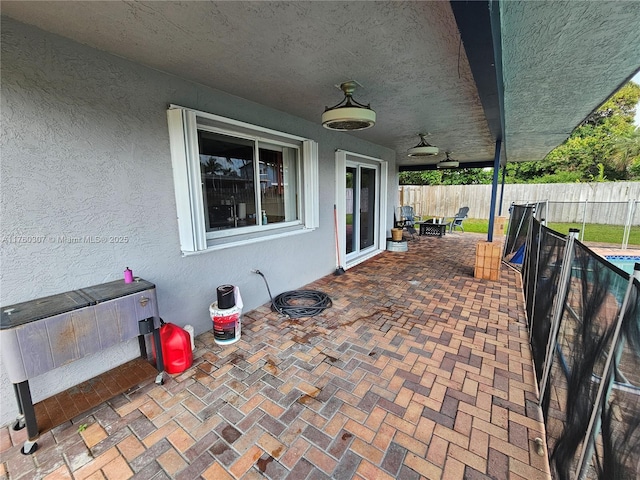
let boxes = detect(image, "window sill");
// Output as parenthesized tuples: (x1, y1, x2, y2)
(180, 225, 316, 256)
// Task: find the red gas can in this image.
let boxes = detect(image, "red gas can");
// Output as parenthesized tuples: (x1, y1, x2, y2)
(158, 322, 193, 374)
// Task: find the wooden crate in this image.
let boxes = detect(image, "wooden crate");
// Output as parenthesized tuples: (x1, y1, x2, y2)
(475, 241, 502, 281)
(493, 216, 507, 236)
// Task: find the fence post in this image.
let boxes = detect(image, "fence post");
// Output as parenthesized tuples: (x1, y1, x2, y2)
(622, 199, 634, 249)
(581, 199, 588, 242)
(575, 262, 640, 479)
(528, 219, 544, 343)
(503, 202, 514, 259)
(538, 228, 579, 405)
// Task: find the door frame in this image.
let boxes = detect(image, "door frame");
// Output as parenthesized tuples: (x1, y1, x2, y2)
(335, 150, 388, 269)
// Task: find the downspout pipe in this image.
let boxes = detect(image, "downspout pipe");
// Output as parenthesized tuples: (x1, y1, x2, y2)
(487, 139, 501, 242)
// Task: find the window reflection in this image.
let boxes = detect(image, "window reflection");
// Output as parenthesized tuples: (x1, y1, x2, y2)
(198, 130, 298, 232)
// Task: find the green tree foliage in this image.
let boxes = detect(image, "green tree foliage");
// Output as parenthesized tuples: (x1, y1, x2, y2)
(399, 168, 493, 185)
(533, 81, 640, 182)
(398, 170, 441, 185)
(508, 81, 640, 183)
(612, 128, 640, 177)
(399, 81, 640, 185)
(440, 168, 493, 185)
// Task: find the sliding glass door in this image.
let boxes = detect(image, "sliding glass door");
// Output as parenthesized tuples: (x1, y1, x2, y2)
(345, 162, 378, 259)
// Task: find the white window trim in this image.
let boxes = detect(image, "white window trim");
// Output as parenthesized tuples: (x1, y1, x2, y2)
(167, 106, 319, 254)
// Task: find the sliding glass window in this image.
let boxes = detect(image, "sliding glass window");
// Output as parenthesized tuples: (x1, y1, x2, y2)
(198, 130, 299, 236)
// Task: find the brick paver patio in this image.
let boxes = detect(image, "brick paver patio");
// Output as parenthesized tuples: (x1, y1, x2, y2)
(0, 232, 551, 479)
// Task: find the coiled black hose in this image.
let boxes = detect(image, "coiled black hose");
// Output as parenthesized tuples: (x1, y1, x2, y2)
(253, 270, 332, 318)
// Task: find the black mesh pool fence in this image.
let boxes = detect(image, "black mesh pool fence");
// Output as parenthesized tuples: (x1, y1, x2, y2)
(521, 221, 640, 479)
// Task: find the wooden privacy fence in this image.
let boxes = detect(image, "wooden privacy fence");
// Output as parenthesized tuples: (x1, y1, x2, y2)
(399, 182, 640, 225)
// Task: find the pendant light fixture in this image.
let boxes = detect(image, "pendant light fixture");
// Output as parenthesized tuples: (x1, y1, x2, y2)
(407, 133, 439, 157)
(437, 152, 459, 169)
(322, 81, 376, 131)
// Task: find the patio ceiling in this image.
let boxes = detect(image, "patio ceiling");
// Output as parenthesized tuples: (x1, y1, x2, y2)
(2, 1, 639, 170)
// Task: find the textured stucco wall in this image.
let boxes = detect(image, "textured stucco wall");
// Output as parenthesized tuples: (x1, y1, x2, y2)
(500, 1, 640, 162)
(0, 17, 397, 426)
